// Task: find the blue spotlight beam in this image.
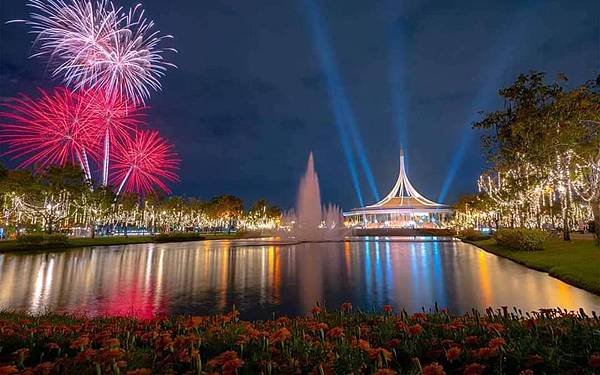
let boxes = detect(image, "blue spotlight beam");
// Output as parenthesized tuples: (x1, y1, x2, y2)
(437, 8, 534, 204)
(302, 0, 380, 204)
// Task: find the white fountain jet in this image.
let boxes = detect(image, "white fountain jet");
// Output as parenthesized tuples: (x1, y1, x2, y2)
(281, 152, 348, 241)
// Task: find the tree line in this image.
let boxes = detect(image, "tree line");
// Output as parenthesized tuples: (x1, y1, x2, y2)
(0, 164, 281, 238)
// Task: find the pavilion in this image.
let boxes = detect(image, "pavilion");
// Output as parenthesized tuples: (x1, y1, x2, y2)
(344, 150, 453, 228)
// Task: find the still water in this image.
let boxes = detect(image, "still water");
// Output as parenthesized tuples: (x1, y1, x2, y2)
(0, 237, 598, 319)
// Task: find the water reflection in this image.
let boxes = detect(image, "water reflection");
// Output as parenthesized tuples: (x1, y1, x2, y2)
(0, 239, 598, 319)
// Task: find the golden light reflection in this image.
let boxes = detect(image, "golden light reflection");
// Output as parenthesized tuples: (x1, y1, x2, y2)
(477, 250, 493, 306)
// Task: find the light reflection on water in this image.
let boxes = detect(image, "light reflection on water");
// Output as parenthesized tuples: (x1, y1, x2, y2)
(0, 239, 598, 319)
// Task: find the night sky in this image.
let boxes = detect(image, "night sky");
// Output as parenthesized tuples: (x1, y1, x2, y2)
(1, 0, 599, 210)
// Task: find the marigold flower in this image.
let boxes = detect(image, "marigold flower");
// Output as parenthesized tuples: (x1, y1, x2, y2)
(269, 327, 292, 343)
(475, 346, 498, 359)
(446, 346, 462, 362)
(422, 362, 446, 375)
(463, 363, 486, 375)
(590, 354, 600, 368)
(488, 337, 506, 349)
(374, 369, 397, 375)
(222, 358, 244, 374)
(70, 336, 90, 349)
(463, 336, 479, 346)
(327, 326, 344, 338)
(126, 369, 152, 375)
(383, 304, 393, 313)
(0, 366, 18, 375)
(341, 302, 353, 312)
(408, 323, 423, 336)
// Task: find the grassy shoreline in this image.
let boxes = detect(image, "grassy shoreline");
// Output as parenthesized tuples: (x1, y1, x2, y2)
(0, 233, 258, 254)
(465, 238, 600, 296)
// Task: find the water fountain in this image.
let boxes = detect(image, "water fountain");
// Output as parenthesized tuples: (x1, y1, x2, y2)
(281, 153, 348, 241)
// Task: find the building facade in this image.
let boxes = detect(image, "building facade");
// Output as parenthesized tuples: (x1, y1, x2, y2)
(344, 150, 453, 228)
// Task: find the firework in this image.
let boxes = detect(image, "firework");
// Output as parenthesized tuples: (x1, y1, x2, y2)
(26, 0, 176, 105)
(111, 130, 179, 194)
(85, 90, 145, 185)
(0, 88, 101, 179)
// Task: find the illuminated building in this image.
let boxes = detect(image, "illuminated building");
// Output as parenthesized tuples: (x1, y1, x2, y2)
(344, 149, 453, 228)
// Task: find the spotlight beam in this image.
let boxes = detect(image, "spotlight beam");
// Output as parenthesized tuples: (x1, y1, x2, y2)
(302, 0, 379, 205)
(437, 8, 534, 203)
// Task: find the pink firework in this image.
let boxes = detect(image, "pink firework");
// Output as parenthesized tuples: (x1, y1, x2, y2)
(111, 130, 179, 194)
(0, 88, 101, 179)
(25, 0, 176, 105)
(85, 90, 145, 185)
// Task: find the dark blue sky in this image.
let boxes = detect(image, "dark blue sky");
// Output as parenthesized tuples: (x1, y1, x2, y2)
(1, 0, 599, 210)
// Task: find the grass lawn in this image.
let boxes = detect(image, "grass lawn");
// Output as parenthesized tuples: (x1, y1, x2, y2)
(0, 232, 254, 253)
(469, 238, 600, 295)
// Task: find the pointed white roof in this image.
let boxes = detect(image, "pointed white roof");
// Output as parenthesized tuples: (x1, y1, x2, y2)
(347, 149, 450, 215)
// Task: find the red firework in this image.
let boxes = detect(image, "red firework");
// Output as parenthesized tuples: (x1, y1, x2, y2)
(111, 129, 179, 194)
(0, 87, 100, 177)
(86, 90, 145, 147)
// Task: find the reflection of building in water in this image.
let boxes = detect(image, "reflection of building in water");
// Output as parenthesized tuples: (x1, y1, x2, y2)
(344, 149, 453, 228)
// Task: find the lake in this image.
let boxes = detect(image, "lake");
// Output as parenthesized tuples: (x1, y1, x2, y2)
(0, 237, 598, 319)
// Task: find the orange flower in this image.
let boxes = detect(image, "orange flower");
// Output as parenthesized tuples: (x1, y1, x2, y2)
(383, 305, 393, 313)
(475, 346, 498, 359)
(488, 337, 506, 349)
(356, 339, 371, 352)
(374, 369, 397, 375)
(222, 358, 244, 374)
(208, 351, 244, 374)
(408, 324, 423, 336)
(341, 302, 353, 312)
(422, 362, 446, 375)
(327, 327, 344, 338)
(445, 346, 462, 362)
(463, 363, 486, 375)
(269, 327, 292, 343)
(368, 347, 392, 362)
(126, 369, 152, 375)
(70, 336, 90, 350)
(464, 336, 479, 346)
(0, 366, 18, 375)
(589, 354, 600, 368)
(311, 306, 321, 315)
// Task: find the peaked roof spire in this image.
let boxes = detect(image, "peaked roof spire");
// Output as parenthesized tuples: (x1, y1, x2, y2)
(366, 149, 444, 208)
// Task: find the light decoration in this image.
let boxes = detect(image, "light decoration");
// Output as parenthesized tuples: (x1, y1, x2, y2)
(468, 150, 594, 231)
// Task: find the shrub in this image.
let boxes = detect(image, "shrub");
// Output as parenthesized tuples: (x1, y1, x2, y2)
(460, 228, 490, 241)
(495, 228, 548, 251)
(16, 233, 69, 249)
(153, 232, 205, 243)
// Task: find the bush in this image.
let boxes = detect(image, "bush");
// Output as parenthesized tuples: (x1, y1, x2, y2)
(460, 228, 490, 241)
(495, 228, 548, 251)
(153, 232, 205, 243)
(16, 233, 69, 249)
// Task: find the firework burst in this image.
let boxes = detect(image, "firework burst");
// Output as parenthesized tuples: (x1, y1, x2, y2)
(0, 88, 101, 179)
(26, 0, 176, 105)
(85, 90, 145, 185)
(111, 129, 179, 194)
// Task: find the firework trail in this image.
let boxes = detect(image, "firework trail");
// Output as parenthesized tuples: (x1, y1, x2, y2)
(85, 90, 145, 186)
(0, 88, 101, 180)
(26, 0, 176, 106)
(112, 129, 179, 195)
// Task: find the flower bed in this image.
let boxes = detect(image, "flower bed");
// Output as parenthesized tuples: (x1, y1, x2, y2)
(0, 305, 598, 374)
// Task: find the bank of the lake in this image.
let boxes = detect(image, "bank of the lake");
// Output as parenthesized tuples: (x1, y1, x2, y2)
(0, 232, 257, 253)
(466, 238, 600, 296)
